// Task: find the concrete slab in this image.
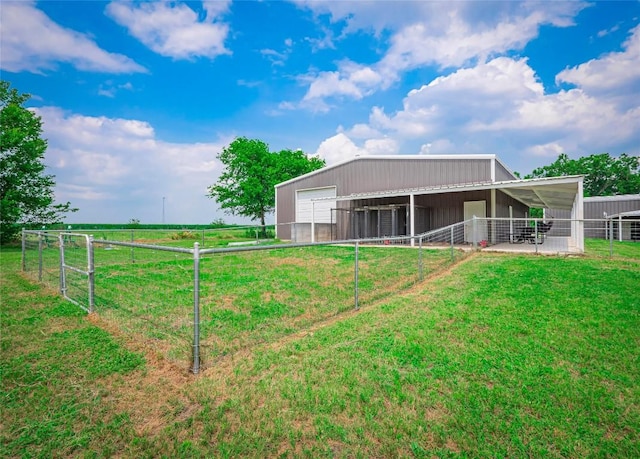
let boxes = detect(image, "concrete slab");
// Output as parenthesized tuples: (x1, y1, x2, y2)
(483, 237, 578, 255)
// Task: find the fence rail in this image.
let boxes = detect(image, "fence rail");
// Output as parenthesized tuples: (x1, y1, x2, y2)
(21, 218, 637, 373)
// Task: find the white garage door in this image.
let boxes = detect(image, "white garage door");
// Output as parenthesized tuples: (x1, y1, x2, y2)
(296, 187, 337, 223)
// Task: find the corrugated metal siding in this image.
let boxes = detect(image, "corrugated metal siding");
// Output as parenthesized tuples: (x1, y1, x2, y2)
(276, 157, 494, 231)
(415, 190, 491, 230)
(341, 158, 492, 193)
(495, 161, 517, 182)
(496, 191, 529, 218)
(553, 196, 640, 219)
(276, 188, 293, 239)
(584, 197, 640, 219)
(277, 157, 492, 197)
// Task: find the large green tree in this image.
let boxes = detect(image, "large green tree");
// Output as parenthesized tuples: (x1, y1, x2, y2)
(1, 81, 75, 243)
(526, 153, 640, 197)
(208, 137, 325, 231)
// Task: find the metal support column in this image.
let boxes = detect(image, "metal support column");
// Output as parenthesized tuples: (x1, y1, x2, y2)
(192, 242, 201, 374)
(87, 235, 95, 313)
(354, 241, 359, 310)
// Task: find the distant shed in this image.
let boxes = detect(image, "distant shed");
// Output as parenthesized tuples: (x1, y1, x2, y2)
(553, 194, 640, 241)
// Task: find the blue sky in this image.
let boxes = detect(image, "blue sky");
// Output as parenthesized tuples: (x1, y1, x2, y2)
(2, 0, 639, 224)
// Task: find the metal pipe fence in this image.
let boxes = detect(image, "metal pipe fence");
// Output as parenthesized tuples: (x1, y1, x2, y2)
(468, 217, 639, 255)
(21, 219, 637, 373)
(30, 225, 279, 249)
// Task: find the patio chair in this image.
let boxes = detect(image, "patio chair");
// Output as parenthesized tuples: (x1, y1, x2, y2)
(513, 220, 553, 244)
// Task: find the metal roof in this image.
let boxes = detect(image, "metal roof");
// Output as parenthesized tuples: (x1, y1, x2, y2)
(317, 175, 583, 210)
(275, 154, 515, 188)
(584, 194, 640, 202)
(606, 209, 640, 219)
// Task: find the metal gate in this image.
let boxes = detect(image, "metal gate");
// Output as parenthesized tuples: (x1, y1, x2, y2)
(59, 232, 95, 312)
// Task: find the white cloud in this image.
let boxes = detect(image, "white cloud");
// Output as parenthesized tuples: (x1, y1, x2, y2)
(556, 24, 640, 107)
(106, 1, 231, 60)
(292, 0, 435, 36)
(316, 133, 366, 165)
(260, 46, 290, 67)
(314, 45, 640, 173)
(299, 62, 385, 112)
(0, 1, 145, 74)
(315, 132, 399, 165)
(297, 1, 587, 107)
(597, 24, 621, 38)
(304, 70, 364, 101)
(97, 80, 135, 98)
(363, 138, 399, 156)
(341, 123, 381, 139)
(36, 107, 235, 224)
(419, 139, 456, 155)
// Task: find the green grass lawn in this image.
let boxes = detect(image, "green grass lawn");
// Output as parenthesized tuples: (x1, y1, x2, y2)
(2, 243, 639, 457)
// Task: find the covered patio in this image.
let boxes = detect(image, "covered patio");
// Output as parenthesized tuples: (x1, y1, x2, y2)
(314, 175, 585, 252)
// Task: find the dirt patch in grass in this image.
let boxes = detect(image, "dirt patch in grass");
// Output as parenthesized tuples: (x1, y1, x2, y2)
(270, 256, 316, 267)
(86, 313, 199, 437)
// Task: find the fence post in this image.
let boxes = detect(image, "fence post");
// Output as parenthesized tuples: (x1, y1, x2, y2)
(38, 232, 43, 282)
(472, 217, 478, 249)
(21, 228, 26, 272)
(418, 236, 424, 281)
(534, 220, 539, 254)
(609, 219, 613, 257)
(58, 233, 66, 296)
(354, 241, 359, 310)
(450, 225, 455, 261)
(130, 230, 135, 264)
(192, 242, 201, 374)
(88, 235, 95, 313)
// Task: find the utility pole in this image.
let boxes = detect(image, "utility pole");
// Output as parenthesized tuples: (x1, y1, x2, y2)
(162, 196, 166, 224)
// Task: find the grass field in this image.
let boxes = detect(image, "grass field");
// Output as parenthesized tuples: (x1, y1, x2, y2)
(2, 241, 639, 457)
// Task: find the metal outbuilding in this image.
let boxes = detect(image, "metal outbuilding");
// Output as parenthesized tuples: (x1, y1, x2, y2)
(275, 155, 585, 250)
(553, 194, 640, 241)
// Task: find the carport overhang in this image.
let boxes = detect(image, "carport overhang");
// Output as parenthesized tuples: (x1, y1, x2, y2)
(333, 175, 583, 210)
(320, 175, 585, 250)
(493, 176, 583, 211)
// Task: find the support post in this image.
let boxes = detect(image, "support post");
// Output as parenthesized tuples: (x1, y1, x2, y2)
(88, 235, 95, 313)
(418, 236, 423, 281)
(609, 219, 613, 257)
(364, 208, 369, 239)
(311, 201, 316, 243)
(331, 208, 334, 241)
(59, 233, 66, 295)
(192, 242, 201, 374)
(130, 230, 135, 264)
(354, 241, 359, 310)
(21, 228, 26, 272)
(38, 232, 43, 281)
(619, 215, 623, 242)
(450, 225, 455, 261)
(490, 189, 496, 244)
(472, 216, 478, 249)
(534, 220, 539, 254)
(391, 207, 397, 237)
(410, 194, 415, 247)
(509, 206, 514, 243)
